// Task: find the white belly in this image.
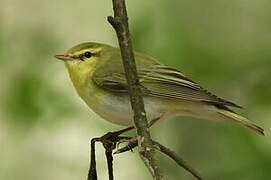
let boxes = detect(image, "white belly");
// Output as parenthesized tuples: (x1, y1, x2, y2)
(77, 83, 220, 127)
(88, 93, 167, 126)
(72, 75, 168, 126)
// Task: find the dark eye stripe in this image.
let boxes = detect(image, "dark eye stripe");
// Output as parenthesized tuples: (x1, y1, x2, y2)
(78, 54, 84, 61)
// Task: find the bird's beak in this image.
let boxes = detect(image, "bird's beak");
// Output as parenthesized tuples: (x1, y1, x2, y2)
(55, 54, 74, 61)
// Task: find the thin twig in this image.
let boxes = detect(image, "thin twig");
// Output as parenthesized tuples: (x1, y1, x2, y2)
(114, 139, 202, 180)
(107, 0, 163, 179)
(87, 128, 134, 180)
(105, 150, 114, 180)
(152, 141, 202, 180)
(88, 138, 99, 180)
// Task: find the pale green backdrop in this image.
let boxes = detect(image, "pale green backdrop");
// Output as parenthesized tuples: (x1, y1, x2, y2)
(1, 0, 271, 179)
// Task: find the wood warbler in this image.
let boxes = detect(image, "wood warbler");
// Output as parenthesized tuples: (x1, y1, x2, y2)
(55, 42, 264, 135)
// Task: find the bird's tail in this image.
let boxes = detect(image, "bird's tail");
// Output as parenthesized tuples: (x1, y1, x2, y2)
(217, 108, 264, 136)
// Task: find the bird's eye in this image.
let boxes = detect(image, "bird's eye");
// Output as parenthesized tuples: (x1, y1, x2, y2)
(84, 51, 92, 58)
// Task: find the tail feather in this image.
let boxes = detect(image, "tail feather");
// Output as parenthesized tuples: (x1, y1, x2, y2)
(217, 109, 264, 136)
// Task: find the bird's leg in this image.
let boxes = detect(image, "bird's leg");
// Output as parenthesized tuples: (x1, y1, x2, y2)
(110, 126, 134, 136)
(114, 116, 162, 154)
(103, 116, 161, 147)
(98, 127, 133, 151)
(93, 116, 161, 155)
(107, 114, 161, 140)
(100, 116, 160, 153)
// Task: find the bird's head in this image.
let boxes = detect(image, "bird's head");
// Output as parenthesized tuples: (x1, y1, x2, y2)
(55, 42, 112, 72)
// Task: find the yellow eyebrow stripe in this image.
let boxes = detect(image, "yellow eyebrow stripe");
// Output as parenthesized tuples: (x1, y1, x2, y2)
(71, 47, 103, 57)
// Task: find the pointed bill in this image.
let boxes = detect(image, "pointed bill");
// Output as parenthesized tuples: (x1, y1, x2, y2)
(55, 54, 74, 61)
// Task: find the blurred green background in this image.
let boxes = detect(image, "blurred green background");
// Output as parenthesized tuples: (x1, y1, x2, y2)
(1, 0, 271, 179)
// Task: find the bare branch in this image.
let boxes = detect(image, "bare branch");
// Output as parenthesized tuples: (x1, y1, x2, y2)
(88, 138, 99, 180)
(152, 141, 202, 180)
(105, 150, 114, 180)
(87, 129, 133, 180)
(114, 139, 203, 180)
(107, 0, 163, 179)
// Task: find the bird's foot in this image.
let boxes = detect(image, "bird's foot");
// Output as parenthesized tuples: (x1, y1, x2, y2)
(115, 136, 137, 153)
(98, 126, 134, 152)
(114, 137, 138, 154)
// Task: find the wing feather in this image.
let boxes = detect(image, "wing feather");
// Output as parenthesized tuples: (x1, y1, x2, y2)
(92, 56, 241, 108)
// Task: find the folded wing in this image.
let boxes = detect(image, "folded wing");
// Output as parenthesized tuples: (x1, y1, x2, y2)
(93, 62, 241, 108)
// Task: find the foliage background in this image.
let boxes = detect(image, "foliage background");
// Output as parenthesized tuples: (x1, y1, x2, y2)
(1, 0, 271, 179)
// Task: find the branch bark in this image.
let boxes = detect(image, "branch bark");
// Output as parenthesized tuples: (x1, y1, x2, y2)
(107, 0, 163, 179)
(114, 139, 202, 180)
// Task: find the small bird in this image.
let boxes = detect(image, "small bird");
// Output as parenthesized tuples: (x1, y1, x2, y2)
(55, 42, 264, 135)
